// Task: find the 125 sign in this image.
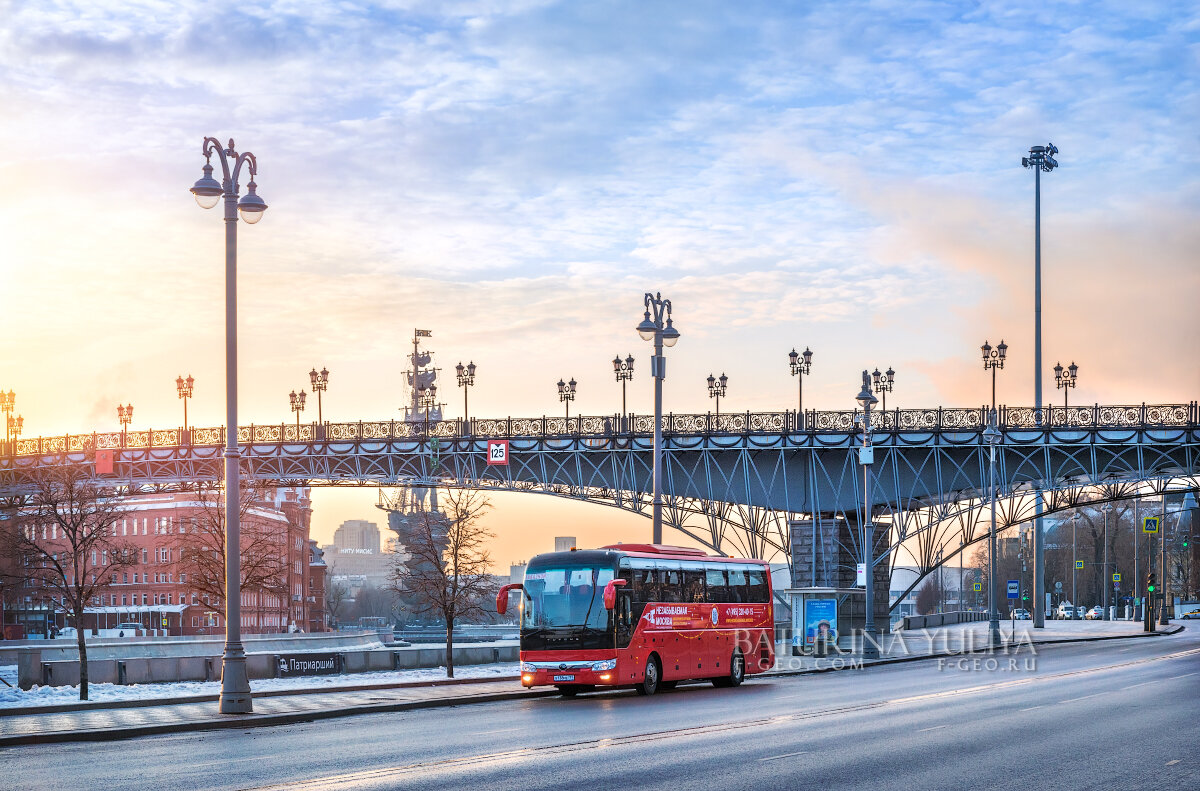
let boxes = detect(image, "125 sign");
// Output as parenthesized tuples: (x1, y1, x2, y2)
(487, 439, 510, 466)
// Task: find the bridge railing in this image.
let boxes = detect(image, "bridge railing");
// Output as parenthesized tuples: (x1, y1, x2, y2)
(4, 402, 1196, 457)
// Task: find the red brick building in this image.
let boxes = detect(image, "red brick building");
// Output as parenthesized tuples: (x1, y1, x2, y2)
(6, 486, 326, 637)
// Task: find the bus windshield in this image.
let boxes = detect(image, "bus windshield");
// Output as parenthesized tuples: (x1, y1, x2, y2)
(521, 565, 614, 632)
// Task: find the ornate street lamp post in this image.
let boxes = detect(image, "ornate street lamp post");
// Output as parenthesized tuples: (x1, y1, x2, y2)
(636, 292, 680, 545)
(455, 361, 476, 426)
(983, 413, 1002, 647)
(189, 136, 267, 715)
(557, 377, 577, 420)
(613, 354, 634, 423)
(418, 384, 438, 435)
(981, 340, 1008, 415)
(1024, 142, 1058, 631)
(788, 347, 813, 428)
(872, 366, 895, 417)
(176, 375, 195, 435)
(117, 403, 133, 444)
(1054, 361, 1078, 415)
(289, 389, 306, 432)
(707, 373, 727, 417)
(309, 367, 329, 426)
(855, 372, 879, 659)
(7, 413, 22, 446)
(1, 390, 14, 443)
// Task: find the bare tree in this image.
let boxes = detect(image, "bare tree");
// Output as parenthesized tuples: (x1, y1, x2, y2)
(324, 579, 349, 628)
(389, 488, 494, 677)
(0, 467, 135, 700)
(172, 481, 288, 629)
(915, 577, 939, 615)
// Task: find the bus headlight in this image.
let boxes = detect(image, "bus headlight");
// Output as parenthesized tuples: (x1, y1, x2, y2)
(591, 659, 617, 672)
(521, 662, 537, 673)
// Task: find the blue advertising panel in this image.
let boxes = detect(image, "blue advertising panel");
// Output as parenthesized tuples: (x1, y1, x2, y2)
(803, 598, 838, 645)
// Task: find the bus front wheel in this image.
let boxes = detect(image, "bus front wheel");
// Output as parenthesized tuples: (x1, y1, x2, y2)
(637, 655, 661, 696)
(713, 650, 745, 688)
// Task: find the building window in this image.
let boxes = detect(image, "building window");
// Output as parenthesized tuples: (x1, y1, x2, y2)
(142, 548, 148, 564)
(122, 595, 127, 606)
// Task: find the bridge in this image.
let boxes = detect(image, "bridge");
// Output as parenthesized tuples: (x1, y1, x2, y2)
(2, 402, 1197, 613)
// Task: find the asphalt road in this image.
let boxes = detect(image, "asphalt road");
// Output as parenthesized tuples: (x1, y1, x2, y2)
(7, 629, 1198, 791)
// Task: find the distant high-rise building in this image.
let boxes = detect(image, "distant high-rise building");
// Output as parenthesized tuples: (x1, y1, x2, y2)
(322, 519, 394, 592)
(554, 537, 577, 552)
(331, 520, 381, 554)
(510, 562, 527, 584)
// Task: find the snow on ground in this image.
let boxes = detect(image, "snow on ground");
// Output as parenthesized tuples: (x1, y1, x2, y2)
(0, 662, 519, 708)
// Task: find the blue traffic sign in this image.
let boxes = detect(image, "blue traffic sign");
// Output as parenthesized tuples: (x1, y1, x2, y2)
(1007, 580, 1019, 599)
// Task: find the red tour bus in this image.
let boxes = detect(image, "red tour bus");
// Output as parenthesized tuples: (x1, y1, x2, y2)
(497, 544, 775, 696)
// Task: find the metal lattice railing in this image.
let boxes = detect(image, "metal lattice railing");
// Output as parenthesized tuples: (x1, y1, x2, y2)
(4, 402, 1197, 457)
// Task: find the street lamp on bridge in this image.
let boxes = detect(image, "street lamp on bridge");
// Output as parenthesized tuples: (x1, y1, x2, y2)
(189, 135, 268, 715)
(289, 389, 306, 432)
(981, 340, 1007, 415)
(8, 413, 23, 447)
(1101, 503, 1113, 621)
(788, 347, 813, 427)
(309, 367, 329, 426)
(1054, 361, 1078, 412)
(637, 292, 680, 545)
(872, 367, 895, 416)
(176, 375, 194, 434)
(855, 371, 879, 659)
(557, 377, 577, 420)
(1, 390, 14, 442)
(418, 384, 438, 434)
(707, 373, 727, 417)
(456, 362, 476, 425)
(117, 403, 133, 443)
(613, 354, 634, 422)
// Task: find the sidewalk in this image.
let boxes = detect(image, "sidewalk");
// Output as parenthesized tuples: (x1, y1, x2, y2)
(769, 619, 1182, 673)
(0, 622, 1183, 747)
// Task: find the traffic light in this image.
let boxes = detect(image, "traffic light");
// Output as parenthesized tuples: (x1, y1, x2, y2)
(1022, 589, 1029, 602)
(1147, 573, 1157, 594)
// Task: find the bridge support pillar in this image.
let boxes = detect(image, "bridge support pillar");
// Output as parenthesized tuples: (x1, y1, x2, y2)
(836, 514, 891, 636)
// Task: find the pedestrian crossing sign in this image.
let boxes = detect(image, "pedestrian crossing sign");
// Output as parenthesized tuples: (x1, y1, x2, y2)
(974, 582, 982, 592)
(1142, 516, 1160, 534)
(1113, 573, 1121, 582)
(1075, 560, 1084, 569)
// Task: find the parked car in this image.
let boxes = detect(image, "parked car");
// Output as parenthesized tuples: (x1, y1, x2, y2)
(1076, 606, 1087, 620)
(1012, 608, 1031, 620)
(1181, 609, 1200, 620)
(1055, 603, 1076, 620)
(1086, 606, 1104, 620)
(57, 626, 77, 638)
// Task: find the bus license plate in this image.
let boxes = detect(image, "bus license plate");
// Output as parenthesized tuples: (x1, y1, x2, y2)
(553, 674, 575, 682)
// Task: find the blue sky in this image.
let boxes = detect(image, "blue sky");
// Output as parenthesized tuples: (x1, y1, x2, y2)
(1, 1, 1196, 554)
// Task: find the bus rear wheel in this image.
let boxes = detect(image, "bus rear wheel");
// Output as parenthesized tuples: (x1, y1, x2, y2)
(637, 655, 661, 696)
(713, 650, 745, 688)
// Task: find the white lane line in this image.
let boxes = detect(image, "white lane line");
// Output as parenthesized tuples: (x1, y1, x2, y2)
(1166, 760, 1181, 766)
(918, 725, 947, 732)
(1058, 693, 1105, 704)
(1018, 706, 1043, 712)
(1167, 672, 1198, 680)
(1121, 680, 1163, 690)
(760, 751, 808, 762)
(471, 728, 519, 736)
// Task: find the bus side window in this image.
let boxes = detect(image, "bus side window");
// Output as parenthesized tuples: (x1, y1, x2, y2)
(727, 569, 748, 603)
(682, 570, 705, 603)
(705, 569, 729, 603)
(660, 570, 682, 603)
(746, 568, 769, 602)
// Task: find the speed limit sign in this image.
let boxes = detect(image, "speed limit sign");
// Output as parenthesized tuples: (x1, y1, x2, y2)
(486, 439, 510, 466)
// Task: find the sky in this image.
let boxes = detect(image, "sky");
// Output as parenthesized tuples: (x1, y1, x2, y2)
(1, 1, 1197, 568)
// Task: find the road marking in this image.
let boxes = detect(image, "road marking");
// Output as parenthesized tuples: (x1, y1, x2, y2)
(1058, 693, 1105, 704)
(1121, 680, 1163, 690)
(1168, 672, 1197, 680)
(471, 728, 519, 736)
(1018, 705, 1042, 712)
(760, 751, 808, 762)
(1166, 760, 1180, 766)
(918, 725, 947, 732)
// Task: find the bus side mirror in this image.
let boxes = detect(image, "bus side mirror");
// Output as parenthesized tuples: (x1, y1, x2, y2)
(603, 579, 627, 610)
(496, 583, 523, 615)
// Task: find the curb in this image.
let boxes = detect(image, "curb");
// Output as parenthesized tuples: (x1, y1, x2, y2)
(0, 673, 521, 717)
(0, 686, 555, 747)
